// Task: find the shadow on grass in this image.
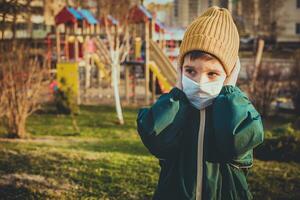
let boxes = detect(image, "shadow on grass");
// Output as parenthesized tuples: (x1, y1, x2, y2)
(0, 152, 32, 174)
(67, 139, 150, 156)
(0, 184, 46, 200)
(0, 143, 158, 200)
(61, 132, 81, 137)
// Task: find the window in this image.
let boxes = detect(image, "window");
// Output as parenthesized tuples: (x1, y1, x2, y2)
(297, 0, 300, 8)
(33, 23, 45, 30)
(220, 0, 228, 8)
(31, 6, 44, 14)
(296, 23, 300, 34)
(16, 23, 27, 30)
(174, 0, 178, 17)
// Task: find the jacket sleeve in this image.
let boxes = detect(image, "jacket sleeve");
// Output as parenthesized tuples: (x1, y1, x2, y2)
(213, 85, 264, 167)
(136, 87, 190, 159)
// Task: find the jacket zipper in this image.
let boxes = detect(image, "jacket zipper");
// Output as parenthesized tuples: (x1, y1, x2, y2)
(196, 109, 206, 200)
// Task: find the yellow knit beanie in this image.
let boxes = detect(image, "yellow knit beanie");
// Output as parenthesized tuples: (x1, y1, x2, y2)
(179, 6, 240, 75)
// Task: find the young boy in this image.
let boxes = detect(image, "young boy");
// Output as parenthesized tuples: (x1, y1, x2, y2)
(137, 6, 264, 200)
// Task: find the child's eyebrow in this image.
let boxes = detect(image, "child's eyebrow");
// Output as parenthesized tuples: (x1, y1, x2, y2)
(202, 65, 223, 73)
(183, 65, 195, 69)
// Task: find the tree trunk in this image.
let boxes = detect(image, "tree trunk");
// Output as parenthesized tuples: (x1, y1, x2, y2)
(111, 50, 124, 125)
(17, 117, 27, 138)
(6, 114, 27, 138)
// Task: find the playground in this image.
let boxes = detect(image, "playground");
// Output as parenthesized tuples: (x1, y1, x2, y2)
(1, 2, 300, 200)
(48, 5, 178, 107)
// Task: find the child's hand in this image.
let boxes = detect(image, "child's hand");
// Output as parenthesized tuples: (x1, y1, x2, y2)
(175, 63, 183, 90)
(224, 57, 241, 86)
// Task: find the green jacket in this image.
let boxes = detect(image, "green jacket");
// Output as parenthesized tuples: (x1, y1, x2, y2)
(136, 86, 264, 200)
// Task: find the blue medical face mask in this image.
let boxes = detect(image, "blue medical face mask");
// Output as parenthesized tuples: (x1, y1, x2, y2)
(182, 74, 225, 110)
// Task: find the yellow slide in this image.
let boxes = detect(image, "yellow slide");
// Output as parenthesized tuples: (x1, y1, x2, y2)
(149, 61, 172, 92)
(149, 40, 177, 92)
(91, 54, 111, 83)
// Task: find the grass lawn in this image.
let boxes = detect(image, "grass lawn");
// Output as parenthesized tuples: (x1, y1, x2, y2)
(0, 105, 299, 199)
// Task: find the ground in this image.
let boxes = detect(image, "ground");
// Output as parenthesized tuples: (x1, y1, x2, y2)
(0, 105, 299, 199)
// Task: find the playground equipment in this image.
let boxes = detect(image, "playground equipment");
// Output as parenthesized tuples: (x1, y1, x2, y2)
(149, 40, 176, 90)
(49, 4, 179, 107)
(56, 62, 79, 103)
(54, 6, 112, 104)
(127, 5, 177, 103)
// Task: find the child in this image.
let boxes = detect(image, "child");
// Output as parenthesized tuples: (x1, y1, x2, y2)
(137, 6, 264, 200)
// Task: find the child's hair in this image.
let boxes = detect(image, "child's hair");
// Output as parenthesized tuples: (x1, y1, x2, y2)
(183, 50, 218, 63)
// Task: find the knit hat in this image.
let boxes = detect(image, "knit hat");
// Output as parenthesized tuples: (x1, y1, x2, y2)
(179, 6, 240, 75)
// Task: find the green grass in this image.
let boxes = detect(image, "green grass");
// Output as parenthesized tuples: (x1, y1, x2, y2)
(0, 105, 299, 199)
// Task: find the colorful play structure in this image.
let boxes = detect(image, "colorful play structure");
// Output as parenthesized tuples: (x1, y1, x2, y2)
(49, 5, 178, 105)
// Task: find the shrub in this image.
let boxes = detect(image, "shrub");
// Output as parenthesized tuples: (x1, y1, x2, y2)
(254, 123, 300, 162)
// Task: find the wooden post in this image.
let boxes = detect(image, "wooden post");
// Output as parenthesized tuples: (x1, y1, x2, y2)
(88, 24, 91, 35)
(151, 72, 156, 103)
(151, 13, 155, 40)
(237, 0, 242, 16)
(77, 65, 81, 105)
(125, 65, 130, 103)
(133, 67, 137, 104)
(96, 23, 100, 35)
(82, 21, 85, 35)
(145, 20, 150, 104)
(74, 22, 79, 61)
(161, 29, 166, 53)
(65, 26, 69, 61)
(228, 0, 233, 13)
(91, 24, 95, 35)
(56, 25, 61, 62)
(160, 30, 164, 49)
(250, 39, 264, 94)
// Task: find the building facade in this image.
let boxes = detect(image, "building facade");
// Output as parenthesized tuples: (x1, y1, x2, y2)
(171, 0, 300, 45)
(276, 0, 300, 43)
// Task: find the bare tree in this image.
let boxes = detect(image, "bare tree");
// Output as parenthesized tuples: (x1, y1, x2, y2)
(238, 0, 284, 38)
(92, 0, 131, 125)
(0, 69, 8, 118)
(96, 0, 131, 20)
(0, 42, 49, 138)
(240, 0, 286, 117)
(245, 57, 292, 117)
(290, 50, 300, 114)
(249, 65, 284, 117)
(98, 17, 130, 125)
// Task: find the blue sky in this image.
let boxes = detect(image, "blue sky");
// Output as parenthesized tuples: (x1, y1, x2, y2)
(144, 0, 174, 5)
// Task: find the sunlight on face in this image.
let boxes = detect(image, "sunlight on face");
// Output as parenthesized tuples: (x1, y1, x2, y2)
(182, 54, 226, 84)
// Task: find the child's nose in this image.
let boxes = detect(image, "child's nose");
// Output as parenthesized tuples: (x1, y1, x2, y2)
(198, 75, 209, 84)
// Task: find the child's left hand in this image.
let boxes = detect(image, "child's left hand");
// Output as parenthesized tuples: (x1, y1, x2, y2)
(175, 62, 183, 90)
(224, 57, 241, 86)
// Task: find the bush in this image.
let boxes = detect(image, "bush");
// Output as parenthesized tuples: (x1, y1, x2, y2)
(272, 123, 298, 138)
(254, 123, 300, 162)
(264, 130, 273, 139)
(54, 87, 79, 115)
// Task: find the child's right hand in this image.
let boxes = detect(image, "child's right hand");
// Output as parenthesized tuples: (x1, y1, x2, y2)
(224, 57, 241, 86)
(175, 63, 183, 90)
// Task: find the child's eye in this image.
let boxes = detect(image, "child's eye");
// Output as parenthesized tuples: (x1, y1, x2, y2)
(185, 68, 196, 75)
(207, 72, 219, 78)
